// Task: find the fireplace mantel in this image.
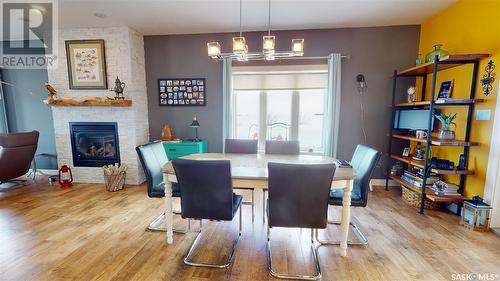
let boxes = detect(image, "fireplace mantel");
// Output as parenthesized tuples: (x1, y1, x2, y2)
(47, 99, 132, 107)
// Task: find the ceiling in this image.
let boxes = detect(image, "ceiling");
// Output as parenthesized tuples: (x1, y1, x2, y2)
(59, 0, 457, 35)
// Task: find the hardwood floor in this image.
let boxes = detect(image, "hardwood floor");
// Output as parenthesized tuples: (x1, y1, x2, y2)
(1, 179, 499, 281)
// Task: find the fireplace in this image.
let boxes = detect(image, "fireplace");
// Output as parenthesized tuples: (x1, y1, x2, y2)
(69, 122, 120, 167)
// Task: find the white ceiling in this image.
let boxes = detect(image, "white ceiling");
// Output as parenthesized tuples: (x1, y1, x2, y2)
(59, 0, 457, 35)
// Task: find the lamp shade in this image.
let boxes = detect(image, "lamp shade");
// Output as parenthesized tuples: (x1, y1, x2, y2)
(190, 118, 200, 127)
(232, 37, 247, 54)
(291, 39, 304, 54)
(207, 42, 221, 57)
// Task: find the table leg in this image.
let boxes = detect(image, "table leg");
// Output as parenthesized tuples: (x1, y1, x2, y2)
(340, 179, 353, 257)
(163, 173, 174, 244)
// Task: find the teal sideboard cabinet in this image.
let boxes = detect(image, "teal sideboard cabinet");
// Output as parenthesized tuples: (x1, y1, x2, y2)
(163, 140, 208, 160)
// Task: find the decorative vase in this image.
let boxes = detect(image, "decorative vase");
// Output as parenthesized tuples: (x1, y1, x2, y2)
(425, 44, 449, 63)
(437, 130, 455, 140)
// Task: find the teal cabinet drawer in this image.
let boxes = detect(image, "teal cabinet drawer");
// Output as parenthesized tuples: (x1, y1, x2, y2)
(163, 140, 208, 160)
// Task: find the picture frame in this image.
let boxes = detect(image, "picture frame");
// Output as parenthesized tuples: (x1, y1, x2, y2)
(158, 78, 206, 106)
(402, 147, 410, 157)
(65, 39, 108, 89)
(437, 79, 454, 99)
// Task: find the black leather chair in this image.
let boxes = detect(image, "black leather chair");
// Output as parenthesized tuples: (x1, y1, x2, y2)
(263, 140, 300, 222)
(136, 141, 189, 233)
(315, 144, 381, 245)
(265, 140, 300, 155)
(172, 158, 243, 268)
(225, 139, 258, 154)
(267, 162, 335, 280)
(225, 138, 258, 223)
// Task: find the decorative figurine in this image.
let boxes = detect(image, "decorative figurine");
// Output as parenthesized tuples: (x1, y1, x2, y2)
(110, 76, 126, 100)
(412, 144, 425, 161)
(161, 124, 175, 141)
(45, 82, 59, 100)
(407, 86, 417, 103)
(481, 60, 495, 96)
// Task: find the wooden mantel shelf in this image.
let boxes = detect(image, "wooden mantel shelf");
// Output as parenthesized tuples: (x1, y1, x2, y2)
(47, 99, 132, 107)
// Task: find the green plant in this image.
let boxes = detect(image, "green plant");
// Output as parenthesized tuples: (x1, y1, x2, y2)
(435, 113, 457, 131)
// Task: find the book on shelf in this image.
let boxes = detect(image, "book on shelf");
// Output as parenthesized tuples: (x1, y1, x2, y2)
(400, 172, 440, 188)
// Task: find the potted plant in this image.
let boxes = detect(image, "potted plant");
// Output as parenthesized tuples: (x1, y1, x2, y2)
(435, 113, 457, 140)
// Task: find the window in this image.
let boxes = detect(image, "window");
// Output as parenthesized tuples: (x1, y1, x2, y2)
(232, 65, 328, 154)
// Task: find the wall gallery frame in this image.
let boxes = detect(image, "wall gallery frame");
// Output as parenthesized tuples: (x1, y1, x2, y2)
(65, 39, 108, 89)
(158, 78, 206, 106)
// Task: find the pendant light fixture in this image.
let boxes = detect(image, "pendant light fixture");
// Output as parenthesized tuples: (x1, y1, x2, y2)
(206, 0, 304, 61)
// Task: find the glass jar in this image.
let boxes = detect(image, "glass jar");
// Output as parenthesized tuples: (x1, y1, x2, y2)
(425, 44, 449, 63)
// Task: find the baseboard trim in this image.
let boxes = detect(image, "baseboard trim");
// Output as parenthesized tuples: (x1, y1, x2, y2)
(370, 179, 399, 187)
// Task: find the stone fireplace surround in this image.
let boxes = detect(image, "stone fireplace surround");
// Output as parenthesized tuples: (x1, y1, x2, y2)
(47, 26, 149, 185)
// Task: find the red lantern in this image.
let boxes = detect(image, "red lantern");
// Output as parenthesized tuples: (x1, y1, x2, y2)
(59, 165, 73, 189)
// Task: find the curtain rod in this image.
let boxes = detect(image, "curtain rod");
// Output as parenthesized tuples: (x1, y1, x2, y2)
(276, 55, 350, 60)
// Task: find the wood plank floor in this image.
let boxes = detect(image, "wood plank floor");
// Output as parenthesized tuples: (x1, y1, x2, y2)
(1, 179, 499, 281)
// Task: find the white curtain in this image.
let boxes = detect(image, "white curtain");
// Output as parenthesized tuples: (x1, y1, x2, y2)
(222, 57, 233, 149)
(322, 53, 342, 158)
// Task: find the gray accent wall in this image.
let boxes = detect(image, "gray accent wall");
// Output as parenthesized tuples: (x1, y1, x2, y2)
(144, 25, 420, 177)
(2, 68, 57, 169)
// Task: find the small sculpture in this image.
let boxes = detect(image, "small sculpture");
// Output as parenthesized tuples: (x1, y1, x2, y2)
(407, 86, 416, 103)
(161, 124, 175, 141)
(45, 82, 59, 100)
(110, 76, 126, 100)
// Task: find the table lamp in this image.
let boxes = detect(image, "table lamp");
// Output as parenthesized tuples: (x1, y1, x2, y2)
(190, 115, 200, 141)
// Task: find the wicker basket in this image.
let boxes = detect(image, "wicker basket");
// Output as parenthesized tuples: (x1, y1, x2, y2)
(104, 171, 126, 192)
(402, 186, 441, 210)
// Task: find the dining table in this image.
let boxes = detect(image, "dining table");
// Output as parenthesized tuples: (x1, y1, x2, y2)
(162, 152, 356, 257)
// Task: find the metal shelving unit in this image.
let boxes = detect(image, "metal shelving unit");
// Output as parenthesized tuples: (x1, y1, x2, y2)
(385, 54, 489, 214)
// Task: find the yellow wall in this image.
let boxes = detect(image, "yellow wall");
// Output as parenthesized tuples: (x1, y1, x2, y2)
(418, 0, 500, 198)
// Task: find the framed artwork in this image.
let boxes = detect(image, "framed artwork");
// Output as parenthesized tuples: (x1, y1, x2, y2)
(402, 147, 410, 157)
(437, 79, 453, 99)
(65, 39, 108, 89)
(158, 78, 206, 106)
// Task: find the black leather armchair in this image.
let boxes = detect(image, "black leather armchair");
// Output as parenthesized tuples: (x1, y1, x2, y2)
(315, 144, 381, 245)
(136, 141, 188, 233)
(172, 158, 243, 268)
(267, 162, 335, 280)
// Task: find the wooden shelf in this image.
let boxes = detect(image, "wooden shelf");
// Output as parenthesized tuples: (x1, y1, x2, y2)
(396, 54, 490, 76)
(389, 175, 465, 203)
(391, 134, 478, 147)
(387, 154, 474, 175)
(394, 99, 484, 108)
(47, 99, 132, 107)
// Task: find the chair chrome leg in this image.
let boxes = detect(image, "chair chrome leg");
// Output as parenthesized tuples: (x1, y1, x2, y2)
(267, 228, 322, 280)
(147, 212, 191, 234)
(314, 221, 368, 245)
(262, 189, 268, 223)
(184, 207, 242, 268)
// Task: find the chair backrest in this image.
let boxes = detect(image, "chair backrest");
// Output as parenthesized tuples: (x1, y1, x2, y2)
(265, 140, 300, 155)
(136, 141, 169, 198)
(172, 159, 234, 221)
(267, 162, 336, 229)
(350, 144, 381, 206)
(0, 131, 39, 182)
(225, 139, 258, 154)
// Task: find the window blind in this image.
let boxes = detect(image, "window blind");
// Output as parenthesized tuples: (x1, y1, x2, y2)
(232, 65, 328, 91)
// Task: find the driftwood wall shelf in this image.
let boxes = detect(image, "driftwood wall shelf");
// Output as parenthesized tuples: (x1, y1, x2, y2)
(47, 99, 132, 107)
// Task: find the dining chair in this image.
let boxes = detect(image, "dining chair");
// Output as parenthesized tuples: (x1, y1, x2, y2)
(225, 139, 258, 154)
(172, 158, 243, 268)
(262, 140, 300, 222)
(225, 138, 258, 223)
(265, 140, 300, 155)
(267, 162, 335, 280)
(136, 141, 190, 233)
(315, 144, 381, 245)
